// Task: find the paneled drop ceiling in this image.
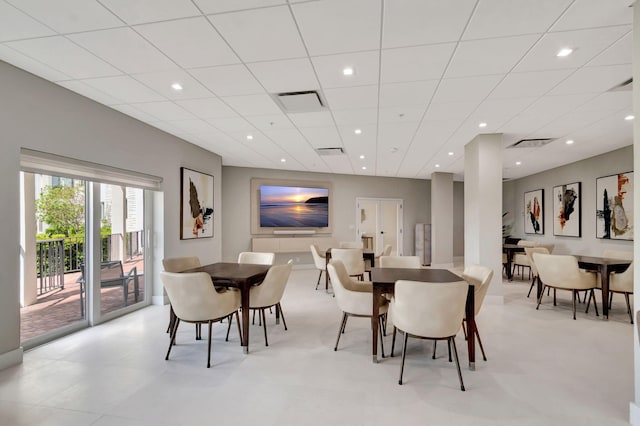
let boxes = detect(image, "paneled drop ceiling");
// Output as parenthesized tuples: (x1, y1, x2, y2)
(0, 0, 634, 180)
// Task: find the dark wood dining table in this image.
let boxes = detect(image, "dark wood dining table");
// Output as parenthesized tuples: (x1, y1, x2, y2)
(502, 244, 524, 281)
(184, 262, 270, 353)
(370, 267, 477, 370)
(324, 248, 376, 291)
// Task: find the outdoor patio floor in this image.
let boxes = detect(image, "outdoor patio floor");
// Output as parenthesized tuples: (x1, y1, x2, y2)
(20, 258, 145, 342)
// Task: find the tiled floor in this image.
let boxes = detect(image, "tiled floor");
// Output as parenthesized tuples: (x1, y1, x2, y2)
(1, 267, 633, 425)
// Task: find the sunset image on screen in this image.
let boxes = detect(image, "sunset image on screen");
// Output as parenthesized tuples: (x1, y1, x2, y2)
(260, 185, 329, 227)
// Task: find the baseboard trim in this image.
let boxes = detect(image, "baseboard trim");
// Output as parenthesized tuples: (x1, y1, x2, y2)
(630, 401, 640, 425)
(0, 347, 23, 371)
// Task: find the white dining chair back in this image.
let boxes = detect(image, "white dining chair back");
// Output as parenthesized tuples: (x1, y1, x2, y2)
(460, 264, 493, 361)
(379, 255, 422, 269)
(310, 244, 327, 290)
(609, 262, 634, 323)
(330, 248, 365, 279)
(162, 256, 200, 272)
(339, 241, 363, 249)
(524, 247, 550, 298)
(238, 251, 275, 265)
(249, 261, 293, 346)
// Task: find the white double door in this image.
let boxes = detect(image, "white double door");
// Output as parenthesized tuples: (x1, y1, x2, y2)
(356, 198, 403, 256)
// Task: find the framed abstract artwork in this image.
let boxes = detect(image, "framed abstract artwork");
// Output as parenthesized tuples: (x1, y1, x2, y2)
(553, 182, 581, 237)
(596, 171, 633, 240)
(180, 167, 214, 239)
(524, 189, 544, 234)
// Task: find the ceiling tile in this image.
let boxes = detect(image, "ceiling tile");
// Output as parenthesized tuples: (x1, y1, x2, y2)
(189, 64, 264, 97)
(332, 108, 378, 126)
(7, 0, 123, 33)
(0, 1, 55, 42)
(130, 101, 194, 121)
(323, 85, 379, 110)
(110, 104, 160, 122)
(100, 0, 201, 25)
(548, 64, 631, 96)
(551, 0, 633, 32)
(207, 116, 256, 133)
(135, 17, 239, 68)
(381, 43, 456, 83)
(311, 51, 379, 89)
(165, 119, 216, 134)
(514, 26, 630, 72)
(194, 0, 286, 14)
(292, 0, 381, 56)
(382, 0, 475, 48)
(378, 107, 424, 124)
(288, 111, 335, 128)
(245, 113, 294, 130)
(588, 32, 632, 67)
(489, 69, 574, 99)
(81, 75, 165, 103)
(247, 58, 319, 93)
(423, 101, 480, 122)
(132, 69, 213, 100)
(297, 126, 342, 148)
(0, 44, 70, 81)
(446, 34, 539, 78)
(379, 81, 438, 108)
(432, 75, 504, 103)
(57, 80, 122, 106)
(69, 27, 178, 74)
(221, 93, 281, 116)
(463, 0, 573, 40)
(208, 6, 306, 62)
(175, 98, 238, 119)
(6, 36, 122, 79)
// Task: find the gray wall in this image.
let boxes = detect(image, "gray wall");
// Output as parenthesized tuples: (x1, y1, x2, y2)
(0, 61, 222, 362)
(222, 166, 468, 263)
(503, 145, 633, 255)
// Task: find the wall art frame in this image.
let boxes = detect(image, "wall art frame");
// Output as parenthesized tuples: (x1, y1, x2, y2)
(596, 171, 633, 240)
(553, 182, 581, 237)
(524, 189, 544, 235)
(180, 167, 214, 240)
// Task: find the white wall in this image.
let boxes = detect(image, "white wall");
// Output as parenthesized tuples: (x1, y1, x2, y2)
(503, 146, 633, 256)
(221, 166, 465, 263)
(0, 61, 222, 363)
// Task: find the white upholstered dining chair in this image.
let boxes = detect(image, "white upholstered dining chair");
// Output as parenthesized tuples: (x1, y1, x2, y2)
(391, 279, 469, 390)
(524, 247, 550, 298)
(310, 244, 327, 290)
(330, 248, 365, 280)
(379, 255, 422, 269)
(162, 256, 202, 336)
(238, 251, 275, 265)
(161, 271, 241, 368)
(339, 241, 364, 249)
(460, 264, 493, 362)
(609, 262, 634, 323)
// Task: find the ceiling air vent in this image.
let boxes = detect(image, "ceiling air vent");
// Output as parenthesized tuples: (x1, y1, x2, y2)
(272, 90, 326, 113)
(608, 77, 633, 92)
(315, 147, 345, 156)
(508, 138, 554, 149)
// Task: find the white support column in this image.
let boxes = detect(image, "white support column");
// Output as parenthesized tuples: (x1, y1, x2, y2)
(431, 172, 454, 267)
(630, 4, 640, 424)
(20, 172, 37, 307)
(464, 134, 503, 301)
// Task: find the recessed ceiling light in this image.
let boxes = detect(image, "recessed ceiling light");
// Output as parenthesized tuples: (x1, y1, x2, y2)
(565, 139, 574, 145)
(556, 48, 573, 57)
(448, 152, 454, 156)
(343, 67, 354, 76)
(361, 166, 367, 170)
(478, 122, 487, 128)
(280, 158, 286, 163)
(435, 164, 440, 168)
(625, 115, 635, 121)
(515, 161, 522, 165)
(171, 82, 183, 91)
(354, 129, 362, 134)
(246, 134, 253, 140)
(359, 155, 365, 159)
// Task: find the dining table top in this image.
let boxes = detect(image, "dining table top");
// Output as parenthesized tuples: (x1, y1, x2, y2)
(184, 262, 270, 283)
(370, 267, 463, 286)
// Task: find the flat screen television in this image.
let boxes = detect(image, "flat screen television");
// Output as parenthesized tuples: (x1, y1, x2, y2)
(259, 185, 329, 227)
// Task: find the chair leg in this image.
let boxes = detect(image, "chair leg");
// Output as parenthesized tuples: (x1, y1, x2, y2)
(475, 324, 487, 361)
(609, 292, 613, 309)
(167, 305, 175, 333)
(572, 290, 577, 320)
(447, 338, 452, 363)
(379, 315, 385, 358)
(207, 321, 213, 368)
(592, 289, 599, 317)
(461, 319, 468, 340)
(536, 285, 547, 310)
(391, 326, 397, 357)
(334, 313, 348, 351)
(315, 270, 323, 290)
(225, 313, 233, 341)
(165, 318, 180, 361)
(234, 311, 242, 343)
(527, 278, 535, 298)
(261, 309, 269, 346)
(586, 290, 593, 313)
(399, 332, 409, 385)
(450, 337, 465, 391)
(432, 340, 437, 359)
(277, 303, 288, 331)
(625, 293, 634, 324)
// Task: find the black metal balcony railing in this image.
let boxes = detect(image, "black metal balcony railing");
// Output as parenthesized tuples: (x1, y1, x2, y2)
(35, 231, 144, 296)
